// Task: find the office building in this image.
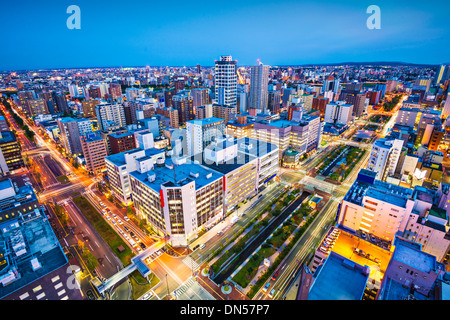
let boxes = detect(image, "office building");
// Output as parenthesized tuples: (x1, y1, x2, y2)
(337, 169, 414, 243)
(105, 147, 166, 205)
(129, 157, 224, 246)
(377, 237, 445, 300)
(396, 108, 420, 127)
(0, 178, 81, 300)
(0, 131, 24, 174)
(226, 114, 254, 139)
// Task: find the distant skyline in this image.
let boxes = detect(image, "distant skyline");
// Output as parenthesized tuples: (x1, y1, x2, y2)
(1, 0, 449, 71)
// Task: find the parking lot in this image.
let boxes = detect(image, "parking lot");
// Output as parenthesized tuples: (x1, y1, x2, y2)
(328, 229, 393, 274)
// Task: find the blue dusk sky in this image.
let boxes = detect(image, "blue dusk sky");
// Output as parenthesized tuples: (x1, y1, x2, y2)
(0, 0, 449, 70)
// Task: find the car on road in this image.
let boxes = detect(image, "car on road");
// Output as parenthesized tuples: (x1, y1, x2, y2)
(117, 219, 123, 225)
(140, 242, 146, 249)
(200, 244, 205, 249)
(124, 216, 129, 221)
(271, 271, 279, 281)
(86, 289, 96, 300)
(111, 220, 116, 225)
(268, 289, 276, 298)
(105, 215, 111, 220)
(112, 214, 117, 219)
(263, 282, 271, 292)
(124, 226, 129, 232)
(137, 247, 142, 253)
(142, 292, 153, 300)
(217, 230, 223, 236)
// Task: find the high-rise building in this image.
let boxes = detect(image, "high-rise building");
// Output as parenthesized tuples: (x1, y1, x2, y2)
(268, 90, 281, 114)
(25, 99, 49, 117)
(249, 60, 270, 112)
(109, 131, 137, 155)
(212, 104, 236, 124)
(186, 117, 226, 156)
(57, 117, 93, 156)
(52, 92, 69, 114)
(109, 83, 122, 100)
(324, 101, 353, 125)
(191, 88, 210, 107)
(80, 133, 108, 174)
(312, 97, 330, 117)
(95, 103, 126, 131)
(322, 76, 340, 93)
(214, 55, 237, 107)
(172, 94, 194, 125)
(367, 137, 404, 181)
(82, 99, 101, 118)
(441, 93, 450, 120)
(0, 131, 24, 174)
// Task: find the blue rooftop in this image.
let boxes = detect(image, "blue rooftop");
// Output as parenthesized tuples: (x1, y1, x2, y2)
(130, 161, 223, 193)
(308, 251, 370, 300)
(187, 117, 225, 126)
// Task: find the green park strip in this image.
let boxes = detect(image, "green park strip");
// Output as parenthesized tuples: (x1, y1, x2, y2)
(56, 175, 70, 184)
(72, 195, 134, 266)
(232, 202, 312, 290)
(246, 205, 317, 299)
(316, 144, 347, 174)
(210, 189, 300, 276)
(232, 246, 276, 288)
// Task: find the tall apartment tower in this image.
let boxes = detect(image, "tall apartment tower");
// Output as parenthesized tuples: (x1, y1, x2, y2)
(95, 103, 126, 131)
(249, 60, 270, 112)
(214, 55, 237, 107)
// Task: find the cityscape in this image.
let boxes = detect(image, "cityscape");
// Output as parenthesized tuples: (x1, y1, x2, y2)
(1, 1, 450, 309)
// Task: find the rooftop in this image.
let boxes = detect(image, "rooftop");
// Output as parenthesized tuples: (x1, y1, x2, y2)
(393, 238, 437, 274)
(187, 117, 225, 126)
(130, 160, 223, 193)
(0, 210, 68, 299)
(308, 251, 369, 300)
(0, 131, 17, 144)
(105, 147, 165, 167)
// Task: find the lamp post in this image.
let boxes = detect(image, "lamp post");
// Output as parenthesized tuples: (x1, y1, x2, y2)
(165, 273, 170, 299)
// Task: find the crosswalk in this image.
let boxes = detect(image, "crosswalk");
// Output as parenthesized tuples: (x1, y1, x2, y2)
(182, 256, 199, 271)
(174, 277, 196, 297)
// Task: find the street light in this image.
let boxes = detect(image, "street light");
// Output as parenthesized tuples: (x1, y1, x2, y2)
(165, 273, 170, 299)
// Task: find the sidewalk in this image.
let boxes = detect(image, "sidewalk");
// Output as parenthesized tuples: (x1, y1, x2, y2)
(197, 266, 250, 300)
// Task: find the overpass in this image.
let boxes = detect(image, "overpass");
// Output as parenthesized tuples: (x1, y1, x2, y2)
(92, 240, 167, 296)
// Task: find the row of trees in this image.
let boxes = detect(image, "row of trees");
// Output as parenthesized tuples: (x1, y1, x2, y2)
(0, 97, 35, 140)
